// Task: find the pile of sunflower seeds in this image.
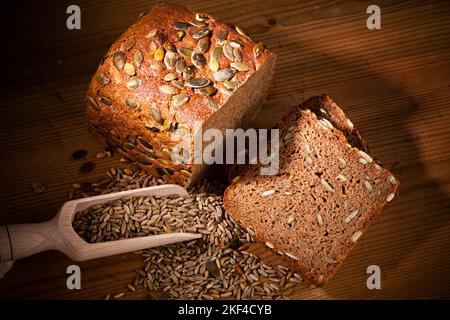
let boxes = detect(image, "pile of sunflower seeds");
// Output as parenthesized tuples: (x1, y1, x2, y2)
(71, 166, 302, 299)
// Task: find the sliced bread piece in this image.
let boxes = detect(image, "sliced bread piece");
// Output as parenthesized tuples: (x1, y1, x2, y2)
(223, 102, 399, 286)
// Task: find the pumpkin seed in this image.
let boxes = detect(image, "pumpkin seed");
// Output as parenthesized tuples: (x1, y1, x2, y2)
(198, 38, 210, 53)
(153, 31, 166, 45)
(175, 30, 185, 41)
(172, 94, 190, 107)
(229, 40, 243, 48)
(186, 77, 210, 88)
(154, 47, 165, 61)
(195, 85, 217, 96)
(230, 62, 251, 71)
(133, 50, 143, 67)
(159, 85, 177, 95)
(211, 47, 223, 60)
(233, 48, 243, 62)
(113, 51, 126, 69)
(171, 80, 184, 89)
(208, 59, 219, 72)
(162, 41, 175, 53)
(177, 47, 193, 59)
(122, 36, 136, 51)
(150, 62, 165, 71)
(192, 29, 211, 39)
(125, 99, 139, 109)
(213, 68, 234, 81)
(175, 59, 186, 74)
(124, 63, 136, 75)
(195, 13, 210, 22)
(138, 136, 153, 149)
(173, 22, 191, 30)
(148, 41, 157, 53)
(164, 72, 178, 81)
(190, 20, 207, 28)
(218, 86, 233, 96)
(206, 97, 218, 111)
(127, 78, 142, 89)
(182, 65, 196, 81)
(235, 25, 248, 37)
(96, 73, 110, 85)
(151, 105, 163, 123)
(216, 30, 228, 45)
(223, 42, 234, 60)
(253, 42, 264, 58)
(100, 96, 112, 106)
(191, 51, 206, 67)
(164, 51, 176, 68)
(145, 29, 159, 38)
(174, 124, 190, 136)
(87, 96, 100, 111)
(224, 80, 237, 90)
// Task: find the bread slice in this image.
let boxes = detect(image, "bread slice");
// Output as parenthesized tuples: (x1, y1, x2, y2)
(86, 3, 276, 187)
(223, 98, 399, 285)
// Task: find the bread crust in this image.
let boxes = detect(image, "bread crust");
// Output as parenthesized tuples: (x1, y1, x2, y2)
(86, 3, 274, 185)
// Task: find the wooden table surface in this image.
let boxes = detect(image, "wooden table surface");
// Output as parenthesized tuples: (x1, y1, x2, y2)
(0, 0, 449, 299)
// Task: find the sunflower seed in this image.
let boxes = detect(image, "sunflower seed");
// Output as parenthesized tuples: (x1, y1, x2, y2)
(213, 68, 234, 81)
(172, 94, 190, 107)
(177, 47, 193, 59)
(253, 42, 264, 58)
(338, 157, 346, 169)
(198, 38, 210, 53)
(171, 80, 184, 89)
(125, 99, 139, 109)
(316, 213, 324, 226)
(187, 77, 210, 88)
(363, 180, 373, 191)
(190, 20, 207, 28)
(286, 215, 295, 224)
(164, 51, 176, 69)
(285, 252, 300, 261)
(191, 51, 206, 67)
(230, 62, 251, 72)
(159, 85, 177, 95)
(388, 175, 396, 185)
(321, 179, 334, 192)
(126, 78, 141, 89)
(229, 40, 243, 49)
(145, 29, 160, 38)
(145, 125, 160, 133)
(386, 193, 395, 202)
(344, 210, 359, 224)
(195, 85, 217, 96)
(124, 63, 136, 75)
(173, 22, 191, 30)
(351, 231, 363, 243)
(358, 150, 373, 164)
(265, 242, 274, 249)
(192, 29, 211, 39)
(195, 13, 210, 22)
(133, 50, 143, 67)
(260, 189, 275, 197)
(138, 136, 153, 149)
(206, 97, 218, 111)
(113, 51, 126, 69)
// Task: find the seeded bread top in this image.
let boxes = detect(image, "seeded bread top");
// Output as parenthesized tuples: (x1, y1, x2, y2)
(86, 2, 272, 134)
(223, 107, 399, 285)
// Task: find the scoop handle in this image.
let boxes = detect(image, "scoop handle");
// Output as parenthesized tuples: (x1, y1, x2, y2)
(0, 219, 59, 262)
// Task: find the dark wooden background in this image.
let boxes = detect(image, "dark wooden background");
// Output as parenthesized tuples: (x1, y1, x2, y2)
(0, 0, 449, 299)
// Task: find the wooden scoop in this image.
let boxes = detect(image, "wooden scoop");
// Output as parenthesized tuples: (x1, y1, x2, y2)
(0, 185, 201, 262)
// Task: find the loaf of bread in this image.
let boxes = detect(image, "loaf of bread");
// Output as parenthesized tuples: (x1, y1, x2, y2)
(223, 95, 399, 285)
(86, 3, 276, 185)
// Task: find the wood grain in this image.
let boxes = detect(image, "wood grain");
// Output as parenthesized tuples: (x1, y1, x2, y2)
(0, 0, 449, 299)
